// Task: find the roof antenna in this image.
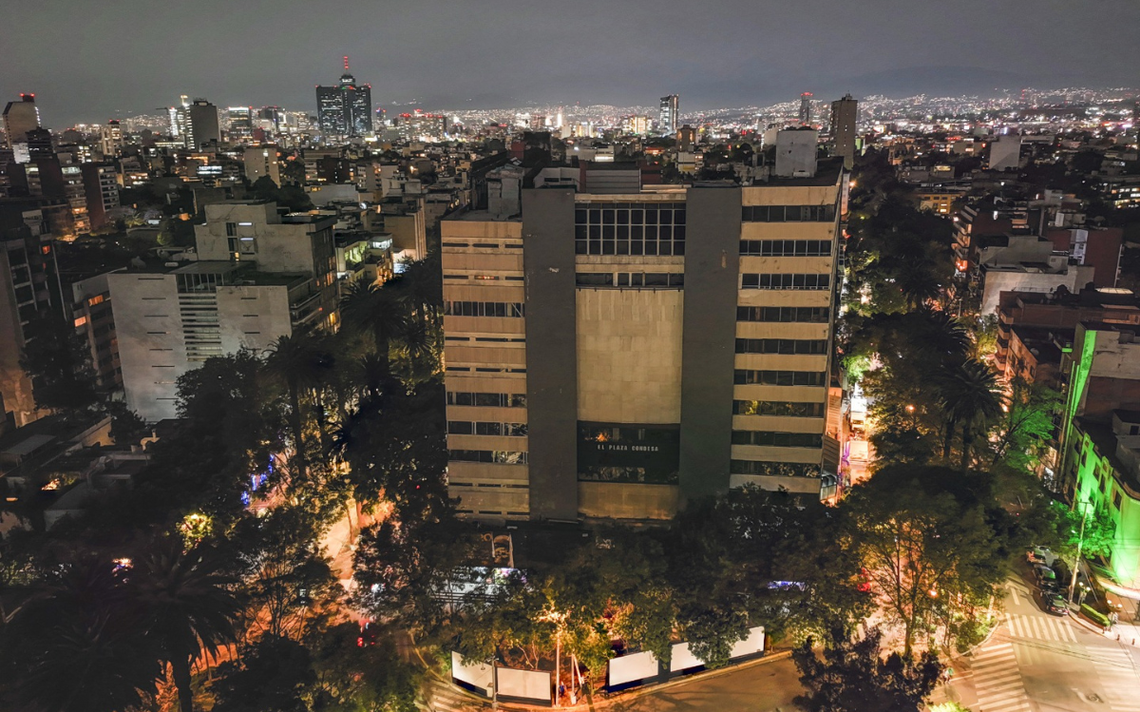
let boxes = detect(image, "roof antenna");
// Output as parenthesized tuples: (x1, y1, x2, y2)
(343, 56, 350, 71)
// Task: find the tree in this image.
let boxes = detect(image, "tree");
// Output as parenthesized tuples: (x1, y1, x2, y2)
(106, 400, 149, 448)
(19, 308, 99, 414)
(231, 506, 340, 639)
(268, 331, 333, 484)
(842, 466, 1013, 656)
(935, 358, 1003, 470)
(0, 556, 162, 712)
(986, 379, 1061, 474)
(210, 635, 316, 712)
(133, 538, 243, 712)
(308, 622, 420, 712)
(792, 628, 942, 712)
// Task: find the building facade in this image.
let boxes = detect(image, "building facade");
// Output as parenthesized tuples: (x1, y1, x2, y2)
(109, 202, 338, 421)
(830, 94, 857, 169)
(3, 94, 40, 149)
(441, 161, 845, 522)
(316, 58, 372, 138)
(659, 95, 679, 135)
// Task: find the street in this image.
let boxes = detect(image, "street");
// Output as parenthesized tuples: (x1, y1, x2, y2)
(945, 572, 1140, 712)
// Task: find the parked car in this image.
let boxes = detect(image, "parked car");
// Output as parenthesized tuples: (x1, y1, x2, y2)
(1026, 546, 1052, 566)
(1037, 590, 1068, 616)
(1034, 564, 1057, 585)
(1040, 577, 1063, 595)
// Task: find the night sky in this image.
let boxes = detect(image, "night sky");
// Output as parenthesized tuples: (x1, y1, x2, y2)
(4, 0, 1139, 127)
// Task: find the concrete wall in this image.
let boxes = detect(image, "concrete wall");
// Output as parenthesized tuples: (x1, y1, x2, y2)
(522, 189, 580, 520)
(679, 186, 741, 500)
(578, 482, 678, 520)
(108, 273, 186, 422)
(576, 288, 683, 424)
(216, 285, 292, 354)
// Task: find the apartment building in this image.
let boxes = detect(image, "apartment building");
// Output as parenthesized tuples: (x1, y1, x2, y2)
(441, 159, 845, 522)
(109, 202, 337, 422)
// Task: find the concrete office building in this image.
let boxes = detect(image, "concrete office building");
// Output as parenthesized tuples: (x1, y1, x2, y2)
(0, 205, 62, 427)
(659, 95, 679, 135)
(176, 99, 220, 151)
(830, 94, 858, 169)
(989, 135, 1021, 171)
(81, 163, 120, 230)
(798, 92, 813, 125)
(243, 145, 281, 186)
(441, 159, 846, 522)
(3, 95, 40, 149)
(316, 57, 373, 138)
(109, 202, 337, 421)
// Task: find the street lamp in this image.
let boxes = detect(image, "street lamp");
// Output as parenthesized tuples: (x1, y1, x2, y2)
(1068, 501, 1092, 607)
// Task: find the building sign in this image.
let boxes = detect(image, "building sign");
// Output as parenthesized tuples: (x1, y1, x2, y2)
(577, 422, 679, 484)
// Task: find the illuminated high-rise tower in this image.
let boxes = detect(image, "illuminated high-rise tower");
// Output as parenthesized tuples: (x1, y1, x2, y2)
(659, 94, 679, 135)
(798, 92, 813, 126)
(315, 56, 373, 138)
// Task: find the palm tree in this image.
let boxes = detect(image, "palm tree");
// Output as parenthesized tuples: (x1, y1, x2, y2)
(268, 331, 331, 483)
(339, 282, 411, 373)
(936, 358, 1003, 471)
(133, 538, 243, 712)
(1, 557, 162, 712)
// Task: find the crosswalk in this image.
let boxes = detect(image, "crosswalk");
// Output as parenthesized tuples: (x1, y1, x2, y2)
(1006, 612, 1078, 643)
(1094, 645, 1140, 712)
(969, 641, 1032, 712)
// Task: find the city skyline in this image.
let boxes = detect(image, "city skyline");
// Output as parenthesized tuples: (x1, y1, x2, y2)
(4, 0, 1140, 127)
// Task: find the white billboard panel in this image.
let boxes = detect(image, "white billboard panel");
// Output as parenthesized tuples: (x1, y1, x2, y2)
(451, 652, 492, 692)
(497, 666, 551, 703)
(669, 642, 703, 672)
(608, 650, 659, 686)
(729, 626, 766, 659)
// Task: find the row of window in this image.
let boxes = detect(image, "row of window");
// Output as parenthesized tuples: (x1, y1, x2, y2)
(449, 449, 528, 464)
(447, 421, 528, 436)
(575, 204, 686, 226)
(443, 274, 525, 282)
(737, 306, 830, 323)
(575, 226, 686, 255)
(447, 391, 527, 408)
(575, 272, 684, 288)
(443, 301, 525, 318)
(733, 400, 826, 417)
(731, 431, 824, 448)
(445, 366, 527, 374)
(739, 240, 832, 257)
(735, 339, 829, 355)
(730, 460, 823, 477)
(733, 369, 827, 386)
(741, 205, 837, 222)
(741, 273, 830, 290)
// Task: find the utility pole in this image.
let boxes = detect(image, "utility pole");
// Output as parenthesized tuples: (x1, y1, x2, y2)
(1068, 502, 1090, 606)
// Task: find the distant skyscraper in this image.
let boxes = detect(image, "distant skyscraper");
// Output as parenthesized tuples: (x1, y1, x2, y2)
(3, 94, 41, 148)
(798, 92, 813, 126)
(659, 94, 679, 135)
(830, 94, 858, 169)
(316, 57, 373, 138)
(175, 98, 220, 150)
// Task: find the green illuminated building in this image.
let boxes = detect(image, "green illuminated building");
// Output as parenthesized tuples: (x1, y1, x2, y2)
(1061, 322, 1140, 589)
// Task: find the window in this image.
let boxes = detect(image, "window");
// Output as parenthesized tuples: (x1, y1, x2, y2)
(739, 240, 832, 257)
(447, 392, 527, 408)
(737, 306, 830, 323)
(733, 400, 826, 417)
(448, 450, 529, 464)
(735, 339, 828, 355)
(577, 272, 683, 289)
(575, 201, 686, 256)
(730, 460, 822, 477)
(741, 205, 837, 222)
(733, 369, 827, 386)
(443, 301, 525, 317)
(731, 431, 823, 448)
(741, 273, 830, 290)
(225, 222, 237, 237)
